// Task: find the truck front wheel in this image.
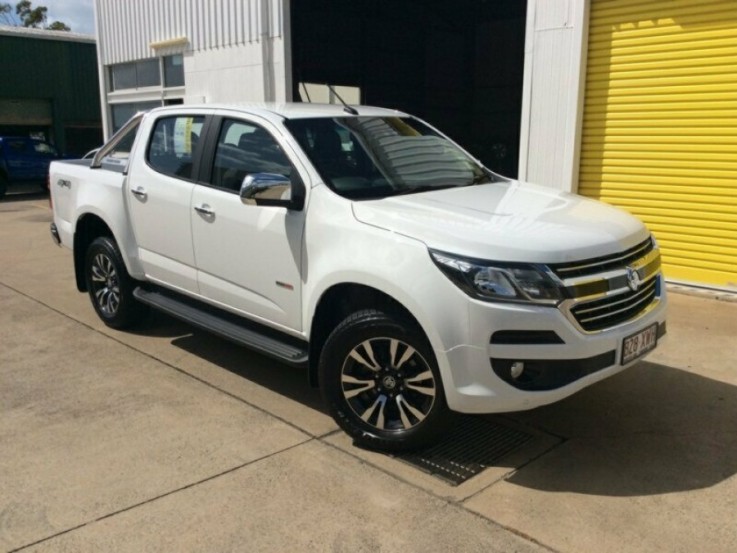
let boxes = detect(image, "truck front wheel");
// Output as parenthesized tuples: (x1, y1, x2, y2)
(84, 236, 147, 329)
(319, 309, 453, 452)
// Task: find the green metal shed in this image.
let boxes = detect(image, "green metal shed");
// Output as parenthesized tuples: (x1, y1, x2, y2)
(0, 26, 102, 156)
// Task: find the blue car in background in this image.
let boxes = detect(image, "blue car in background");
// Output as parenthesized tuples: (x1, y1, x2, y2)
(0, 137, 62, 199)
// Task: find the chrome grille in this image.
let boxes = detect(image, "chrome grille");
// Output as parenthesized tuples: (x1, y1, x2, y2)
(554, 235, 663, 333)
(570, 277, 658, 332)
(550, 238, 654, 279)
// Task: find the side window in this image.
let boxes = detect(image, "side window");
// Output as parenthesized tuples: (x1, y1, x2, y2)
(147, 115, 205, 180)
(7, 140, 28, 154)
(33, 142, 57, 156)
(210, 119, 292, 192)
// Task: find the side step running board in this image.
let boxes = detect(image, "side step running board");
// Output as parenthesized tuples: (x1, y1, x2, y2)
(133, 287, 308, 367)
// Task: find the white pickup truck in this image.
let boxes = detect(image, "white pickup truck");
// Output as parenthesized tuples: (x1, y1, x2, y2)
(49, 103, 667, 451)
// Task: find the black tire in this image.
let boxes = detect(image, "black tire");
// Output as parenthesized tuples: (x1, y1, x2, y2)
(84, 236, 147, 329)
(0, 174, 7, 200)
(319, 309, 453, 452)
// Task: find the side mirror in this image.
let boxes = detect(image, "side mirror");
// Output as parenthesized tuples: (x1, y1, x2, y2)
(239, 172, 305, 210)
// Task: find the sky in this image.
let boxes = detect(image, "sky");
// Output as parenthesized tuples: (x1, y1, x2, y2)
(1, 0, 96, 35)
(43, 0, 95, 35)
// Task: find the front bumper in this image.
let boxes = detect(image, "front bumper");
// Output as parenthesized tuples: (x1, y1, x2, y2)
(435, 274, 668, 414)
(490, 321, 665, 390)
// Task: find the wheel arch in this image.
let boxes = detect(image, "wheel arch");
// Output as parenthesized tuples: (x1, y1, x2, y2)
(307, 282, 428, 387)
(73, 213, 116, 292)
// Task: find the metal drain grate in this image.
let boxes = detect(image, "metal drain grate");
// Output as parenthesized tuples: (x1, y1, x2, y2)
(396, 416, 534, 485)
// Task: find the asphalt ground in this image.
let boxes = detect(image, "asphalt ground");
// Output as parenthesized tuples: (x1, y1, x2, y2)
(2, 191, 736, 552)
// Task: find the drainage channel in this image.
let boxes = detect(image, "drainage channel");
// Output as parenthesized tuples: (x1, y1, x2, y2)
(394, 416, 535, 486)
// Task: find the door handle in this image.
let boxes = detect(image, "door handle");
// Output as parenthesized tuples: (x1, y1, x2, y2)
(130, 186, 147, 199)
(194, 204, 215, 216)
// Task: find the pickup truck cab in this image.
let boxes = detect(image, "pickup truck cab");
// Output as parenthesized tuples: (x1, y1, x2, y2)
(49, 103, 667, 451)
(0, 136, 61, 198)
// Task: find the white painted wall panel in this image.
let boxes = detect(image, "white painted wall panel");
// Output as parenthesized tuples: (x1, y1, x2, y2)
(535, 0, 572, 30)
(518, 0, 589, 192)
(95, 0, 284, 65)
(182, 37, 286, 104)
(94, 0, 290, 138)
(525, 29, 574, 187)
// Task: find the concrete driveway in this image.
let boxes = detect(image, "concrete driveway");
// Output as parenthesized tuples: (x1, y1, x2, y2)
(2, 194, 736, 552)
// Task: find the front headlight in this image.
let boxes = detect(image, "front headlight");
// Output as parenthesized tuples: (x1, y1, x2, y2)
(430, 250, 563, 305)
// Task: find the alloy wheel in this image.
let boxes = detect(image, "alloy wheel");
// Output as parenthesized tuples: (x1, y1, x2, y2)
(340, 337, 437, 432)
(90, 252, 120, 316)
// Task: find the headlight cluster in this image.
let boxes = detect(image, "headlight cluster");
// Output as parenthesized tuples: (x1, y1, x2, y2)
(430, 250, 563, 305)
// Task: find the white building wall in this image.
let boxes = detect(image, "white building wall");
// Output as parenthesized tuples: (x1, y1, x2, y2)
(182, 36, 289, 105)
(518, 0, 589, 192)
(96, 0, 283, 65)
(95, 0, 289, 137)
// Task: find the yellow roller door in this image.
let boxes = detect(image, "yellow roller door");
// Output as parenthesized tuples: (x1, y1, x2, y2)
(579, 0, 737, 290)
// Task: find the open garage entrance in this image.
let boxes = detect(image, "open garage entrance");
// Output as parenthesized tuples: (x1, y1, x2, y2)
(290, 0, 527, 177)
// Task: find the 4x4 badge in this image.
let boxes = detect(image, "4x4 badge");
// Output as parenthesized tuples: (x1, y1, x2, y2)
(626, 266, 641, 292)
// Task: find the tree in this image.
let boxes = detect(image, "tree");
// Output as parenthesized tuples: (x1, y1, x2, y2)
(16, 0, 47, 28)
(0, 3, 12, 25)
(0, 1, 70, 31)
(47, 20, 69, 31)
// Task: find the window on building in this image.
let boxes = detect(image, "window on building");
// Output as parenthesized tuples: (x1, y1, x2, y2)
(111, 101, 161, 133)
(107, 56, 186, 137)
(110, 60, 162, 90)
(110, 57, 183, 91)
(136, 59, 161, 87)
(164, 55, 185, 87)
(147, 115, 205, 180)
(111, 62, 137, 90)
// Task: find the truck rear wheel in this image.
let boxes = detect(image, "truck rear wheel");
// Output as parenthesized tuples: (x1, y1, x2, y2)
(84, 236, 147, 329)
(319, 309, 453, 452)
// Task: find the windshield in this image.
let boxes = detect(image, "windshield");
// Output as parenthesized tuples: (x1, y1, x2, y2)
(284, 116, 495, 199)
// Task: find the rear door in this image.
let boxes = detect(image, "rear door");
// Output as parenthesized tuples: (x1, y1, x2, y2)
(126, 111, 209, 293)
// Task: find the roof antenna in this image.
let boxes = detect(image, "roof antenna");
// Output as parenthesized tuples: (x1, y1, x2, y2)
(301, 82, 312, 103)
(327, 84, 359, 115)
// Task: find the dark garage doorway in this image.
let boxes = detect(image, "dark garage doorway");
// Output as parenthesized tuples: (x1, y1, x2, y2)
(291, 0, 527, 177)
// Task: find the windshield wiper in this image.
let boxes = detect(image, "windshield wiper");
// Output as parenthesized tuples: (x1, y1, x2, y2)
(389, 172, 498, 196)
(392, 184, 459, 196)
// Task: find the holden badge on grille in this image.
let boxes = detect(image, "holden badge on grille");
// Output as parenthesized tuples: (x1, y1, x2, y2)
(626, 266, 641, 292)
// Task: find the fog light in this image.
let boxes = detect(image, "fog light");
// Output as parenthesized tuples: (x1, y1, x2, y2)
(510, 361, 525, 380)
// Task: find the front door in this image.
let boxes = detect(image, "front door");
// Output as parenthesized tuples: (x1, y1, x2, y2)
(191, 116, 305, 332)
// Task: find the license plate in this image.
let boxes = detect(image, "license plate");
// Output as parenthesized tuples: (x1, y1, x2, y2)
(621, 323, 658, 365)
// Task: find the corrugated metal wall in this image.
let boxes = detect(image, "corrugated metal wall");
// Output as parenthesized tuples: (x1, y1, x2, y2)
(0, 32, 102, 153)
(96, 0, 284, 64)
(579, 0, 737, 289)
